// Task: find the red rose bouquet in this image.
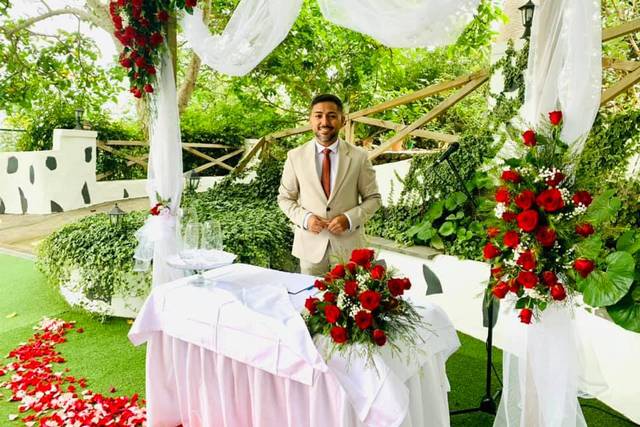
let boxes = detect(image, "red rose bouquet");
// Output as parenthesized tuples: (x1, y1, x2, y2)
(303, 248, 424, 359)
(482, 111, 635, 324)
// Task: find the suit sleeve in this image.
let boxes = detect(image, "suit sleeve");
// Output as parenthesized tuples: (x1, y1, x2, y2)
(343, 154, 382, 229)
(277, 152, 311, 228)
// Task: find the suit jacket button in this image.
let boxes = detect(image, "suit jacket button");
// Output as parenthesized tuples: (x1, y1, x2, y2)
(326, 207, 331, 212)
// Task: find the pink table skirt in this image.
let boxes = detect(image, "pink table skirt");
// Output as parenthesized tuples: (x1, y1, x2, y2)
(145, 333, 453, 427)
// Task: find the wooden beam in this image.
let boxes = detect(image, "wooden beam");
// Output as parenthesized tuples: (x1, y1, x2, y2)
(102, 140, 148, 146)
(192, 149, 244, 173)
(349, 70, 489, 120)
(368, 75, 489, 160)
(601, 66, 640, 105)
(267, 125, 311, 140)
(353, 116, 459, 144)
(234, 137, 266, 173)
(602, 57, 640, 72)
(96, 141, 148, 168)
(182, 143, 233, 149)
(183, 147, 243, 172)
(96, 155, 149, 181)
(602, 18, 640, 42)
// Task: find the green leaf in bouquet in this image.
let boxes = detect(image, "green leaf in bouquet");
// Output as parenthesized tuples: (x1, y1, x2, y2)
(537, 300, 548, 311)
(445, 211, 465, 221)
(515, 296, 531, 309)
(430, 234, 445, 250)
(583, 190, 621, 225)
(616, 230, 640, 255)
(575, 236, 603, 259)
(438, 221, 456, 236)
(578, 251, 635, 307)
(425, 200, 445, 222)
(445, 191, 468, 210)
(606, 284, 640, 333)
(469, 221, 484, 234)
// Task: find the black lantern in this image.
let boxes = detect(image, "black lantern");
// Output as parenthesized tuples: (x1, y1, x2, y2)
(519, 0, 535, 40)
(74, 108, 84, 130)
(108, 203, 126, 226)
(185, 169, 201, 193)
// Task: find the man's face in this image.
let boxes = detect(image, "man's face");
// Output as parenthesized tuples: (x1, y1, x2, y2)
(310, 102, 344, 145)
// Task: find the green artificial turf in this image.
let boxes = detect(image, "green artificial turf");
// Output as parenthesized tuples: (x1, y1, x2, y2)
(0, 253, 635, 426)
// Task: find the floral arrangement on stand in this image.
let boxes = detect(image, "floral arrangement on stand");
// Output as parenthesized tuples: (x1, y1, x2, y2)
(482, 111, 636, 324)
(109, 0, 198, 98)
(303, 248, 424, 360)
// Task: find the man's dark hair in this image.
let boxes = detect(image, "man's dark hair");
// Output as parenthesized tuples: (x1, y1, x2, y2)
(310, 94, 343, 112)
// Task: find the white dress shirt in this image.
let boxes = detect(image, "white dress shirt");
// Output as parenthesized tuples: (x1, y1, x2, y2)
(303, 139, 352, 230)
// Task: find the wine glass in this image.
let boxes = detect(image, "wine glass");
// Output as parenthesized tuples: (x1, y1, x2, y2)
(201, 220, 223, 251)
(179, 222, 207, 285)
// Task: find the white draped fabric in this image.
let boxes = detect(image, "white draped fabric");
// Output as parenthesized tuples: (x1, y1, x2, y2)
(317, 0, 480, 48)
(133, 53, 185, 286)
(182, 0, 481, 77)
(521, 0, 602, 155)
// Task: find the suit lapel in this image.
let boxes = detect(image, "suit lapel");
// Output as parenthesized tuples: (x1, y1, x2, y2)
(329, 140, 351, 204)
(302, 140, 328, 203)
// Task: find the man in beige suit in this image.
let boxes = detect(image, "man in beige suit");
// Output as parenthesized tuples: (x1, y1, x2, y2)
(278, 94, 381, 276)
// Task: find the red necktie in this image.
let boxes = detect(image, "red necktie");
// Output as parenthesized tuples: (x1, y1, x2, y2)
(321, 148, 331, 198)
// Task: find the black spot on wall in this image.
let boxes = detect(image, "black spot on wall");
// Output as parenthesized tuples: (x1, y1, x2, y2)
(18, 187, 27, 214)
(81, 182, 91, 204)
(50, 201, 64, 213)
(85, 147, 92, 163)
(29, 165, 35, 184)
(0, 197, 5, 214)
(45, 156, 57, 170)
(7, 156, 18, 174)
(123, 189, 129, 198)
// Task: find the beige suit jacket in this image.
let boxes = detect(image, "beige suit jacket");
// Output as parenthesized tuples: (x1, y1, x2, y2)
(278, 139, 382, 263)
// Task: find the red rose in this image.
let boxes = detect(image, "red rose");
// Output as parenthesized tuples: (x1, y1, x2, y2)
(575, 223, 595, 237)
(572, 191, 593, 207)
(535, 226, 557, 247)
(157, 10, 170, 22)
(515, 190, 536, 210)
(150, 32, 164, 47)
(387, 278, 405, 297)
(359, 290, 381, 311)
(372, 329, 387, 346)
(549, 111, 563, 126)
(370, 264, 385, 280)
(346, 261, 357, 275)
(502, 211, 517, 222)
(185, 0, 198, 7)
(132, 88, 142, 98)
(550, 284, 567, 301)
(536, 189, 564, 212)
(503, 230, 520, 249)
(517, 271, 538, 289)
(330, 264, 346, 279)
(304, 297, 319, 314)
(139, 17, 150, 28)
(401, 278, 412, 290)
(324, 274, 334, 283)
(314, 279, 327, 291)
(119, 57, 133, 68)
(350, 248, 375, 267)
(146, 65, 156, 75)
(483, 242, 501, 260)
(487, 227, 500, 238)
(517, 209, 539, 232)
(344, 280, 358, 297)
(546, 171, 565, 187)
(492, 281, 509, 299)
(508, 278, 521, 294)
(135, 35, 147, 47)
(150, 203, 162, 215)
(491, 266, 503, 279)
(323, 292, 336, 304)
(573, 258, 595, 278)
(517, 250, 536, 271)
(542, 271, 558, 286)
(501, 170, 521, 183)
(143, 84, 154, 93)
(134, 56, 146, 68)
(495, 187, 510, 204)
(330, 326, 348, 344)
(354, 311, 373, 330)
(113, 15, 123, 30)
(324, 305, 341, 324)
(522, 130, 537, 147)
(519, 308, 533, 324)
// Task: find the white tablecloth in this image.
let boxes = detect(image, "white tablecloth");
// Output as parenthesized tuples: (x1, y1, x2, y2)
(129, 263, 461, 427)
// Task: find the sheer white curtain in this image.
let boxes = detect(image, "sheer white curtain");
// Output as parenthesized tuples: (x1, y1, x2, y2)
(182, 0, 481, 77)
(133, 53, 185, 286)
(521, 0, 601, 155)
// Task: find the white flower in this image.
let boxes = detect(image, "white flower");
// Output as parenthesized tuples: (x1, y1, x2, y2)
(494, 203, 507, 219)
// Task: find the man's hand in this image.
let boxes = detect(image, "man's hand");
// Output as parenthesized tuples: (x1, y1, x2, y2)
(327, 214, 349, 235)
(308, 215, 328, 234)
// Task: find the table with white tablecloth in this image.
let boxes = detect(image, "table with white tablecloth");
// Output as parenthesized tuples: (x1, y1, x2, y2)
(129, 263, 460, 427)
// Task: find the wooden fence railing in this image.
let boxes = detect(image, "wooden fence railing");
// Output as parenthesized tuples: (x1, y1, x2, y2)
(96, 140, 244, 180)
(235, 18, 640, 174)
